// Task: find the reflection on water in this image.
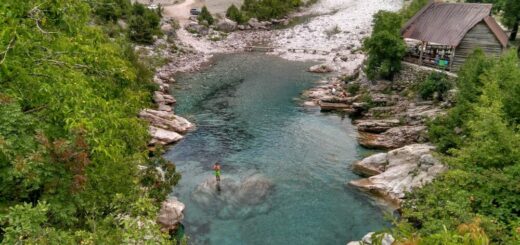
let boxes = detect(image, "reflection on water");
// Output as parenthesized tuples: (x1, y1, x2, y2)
(164, 53, 388, 245)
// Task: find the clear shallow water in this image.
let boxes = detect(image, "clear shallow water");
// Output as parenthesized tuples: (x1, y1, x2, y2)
(164, 53, 388, 245)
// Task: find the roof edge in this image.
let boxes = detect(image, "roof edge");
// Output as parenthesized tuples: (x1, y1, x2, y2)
(400, 0, 435, 35)
(483, 16, 509, 48)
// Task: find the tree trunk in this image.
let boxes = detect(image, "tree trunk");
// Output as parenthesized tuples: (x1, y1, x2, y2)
(510, 18, 519, 41)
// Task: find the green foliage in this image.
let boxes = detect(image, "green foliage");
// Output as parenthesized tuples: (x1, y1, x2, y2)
(128, 3, 161, 44)
(198, 6, 215, 25)
(400, 0, 429, 21)
(363, 11, 406, 80)
(226, 4, 246, 24)
(363, 0, 431, 80)
(428, 50, 493, 153)
(395, 50, 520, 243)
(241, 0, 302, 20)
(0, 0, 178, 243)
(0, 202, 75, 244)
(92, 0, 132, 21)
(417, 73, 453, 101)
(346, 83, 361, 95)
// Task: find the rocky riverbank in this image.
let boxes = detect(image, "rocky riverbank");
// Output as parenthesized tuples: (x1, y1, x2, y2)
(303, 62, 455, 205)
(136, 0, 446, 240)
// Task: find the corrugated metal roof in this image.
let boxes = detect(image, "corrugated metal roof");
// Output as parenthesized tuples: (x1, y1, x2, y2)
(401, 2, 507, 47)
(483, 16, 509, 48)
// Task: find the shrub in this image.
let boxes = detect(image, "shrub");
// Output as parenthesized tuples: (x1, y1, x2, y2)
(417, 72, 453, 101)
(396, 50, 520, 243)
(128, 3, 161, 44)
(93, 0, 132, 21)
(363, 11, 406, 80)
(198, 6, 214, 25)
(346, 83, 361, 95)
(226, 4, 246, 23)
(241, 0, 302, 20)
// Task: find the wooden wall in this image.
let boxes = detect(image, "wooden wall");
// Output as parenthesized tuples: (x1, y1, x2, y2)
(453, 22, 503, 71)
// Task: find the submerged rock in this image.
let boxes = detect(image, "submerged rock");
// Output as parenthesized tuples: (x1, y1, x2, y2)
(349, 144, 446, 204)
(192, 174, 274, 219)
(157, 197, 185, 232)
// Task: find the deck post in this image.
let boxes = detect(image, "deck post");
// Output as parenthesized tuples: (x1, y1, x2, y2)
(418, 41, 426, 65)
(449, 46, 456, 71)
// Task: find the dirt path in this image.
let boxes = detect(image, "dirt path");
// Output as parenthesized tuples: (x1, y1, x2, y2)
(163, 0, 201, 26)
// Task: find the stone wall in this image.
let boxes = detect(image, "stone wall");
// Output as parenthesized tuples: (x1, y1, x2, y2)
(392, 61, 457, 91)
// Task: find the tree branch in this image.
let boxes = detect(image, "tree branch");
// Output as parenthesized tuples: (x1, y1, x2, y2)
(0, 37, 16, 65)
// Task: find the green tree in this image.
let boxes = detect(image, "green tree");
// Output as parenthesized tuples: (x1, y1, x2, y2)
(226, 4, 245, 23)
(198, 6, 214, 25)
(395, 50, 520, 243)
(0, 0, 179, 243)
(128, 3, 161, 44)
(363, 11, 406, 80)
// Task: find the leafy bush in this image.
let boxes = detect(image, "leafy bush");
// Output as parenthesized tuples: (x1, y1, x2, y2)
(346, 83, 361, 95)
(428, 50, 493, 153)
(198, 6, 214, 25)
(400, 0, 429, 21)
(0, 0, 178, 243)
(363, 11, 406, 80)
(92, 0, 132, 21)
(226, 4, 246, 24)
(241, 0, 302, 20)
(128, 3, 161, 44)
(417, 72, 453, 101)
(363, 0, 430, 80)
(395, 50, 520, 243)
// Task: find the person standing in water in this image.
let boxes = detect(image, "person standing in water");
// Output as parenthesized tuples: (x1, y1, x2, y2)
(212, 162, 221, 182)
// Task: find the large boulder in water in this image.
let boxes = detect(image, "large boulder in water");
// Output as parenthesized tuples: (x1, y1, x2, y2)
(236, 174, 273, 205)
(351, 152, 388, 177)
(191, 174, 274, 219)
(156, 197, 185, 232)
(349, 144, 446, 204)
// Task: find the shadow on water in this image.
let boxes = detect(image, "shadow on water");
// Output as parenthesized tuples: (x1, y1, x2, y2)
(165, 53, 390, 245)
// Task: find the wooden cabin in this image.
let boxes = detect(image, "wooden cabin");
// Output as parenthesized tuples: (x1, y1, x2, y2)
(401, 1, 509, 71)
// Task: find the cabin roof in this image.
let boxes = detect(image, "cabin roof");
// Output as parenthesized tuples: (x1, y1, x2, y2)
(401, 2, 508, 48)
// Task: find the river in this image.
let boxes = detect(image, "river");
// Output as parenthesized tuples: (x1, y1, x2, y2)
(164, 53, 388, 244)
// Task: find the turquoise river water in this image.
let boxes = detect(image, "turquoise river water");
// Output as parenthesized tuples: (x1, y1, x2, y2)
(164, 53, 388, 245)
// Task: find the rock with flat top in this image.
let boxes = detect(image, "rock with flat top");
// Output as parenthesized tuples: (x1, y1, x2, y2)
(358, 125, 427, 150)
(351, 153, 388, 177)
(157, 104, 172, 112)
(157, 197, 185, 232)
(355, 119, 401, 133)
(149, 126, 183, 145)
(154, 91, 176, 105)
(349, 144, 445, 203)
(139, 109, 195, 134)
(217, 18, 237, 32)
